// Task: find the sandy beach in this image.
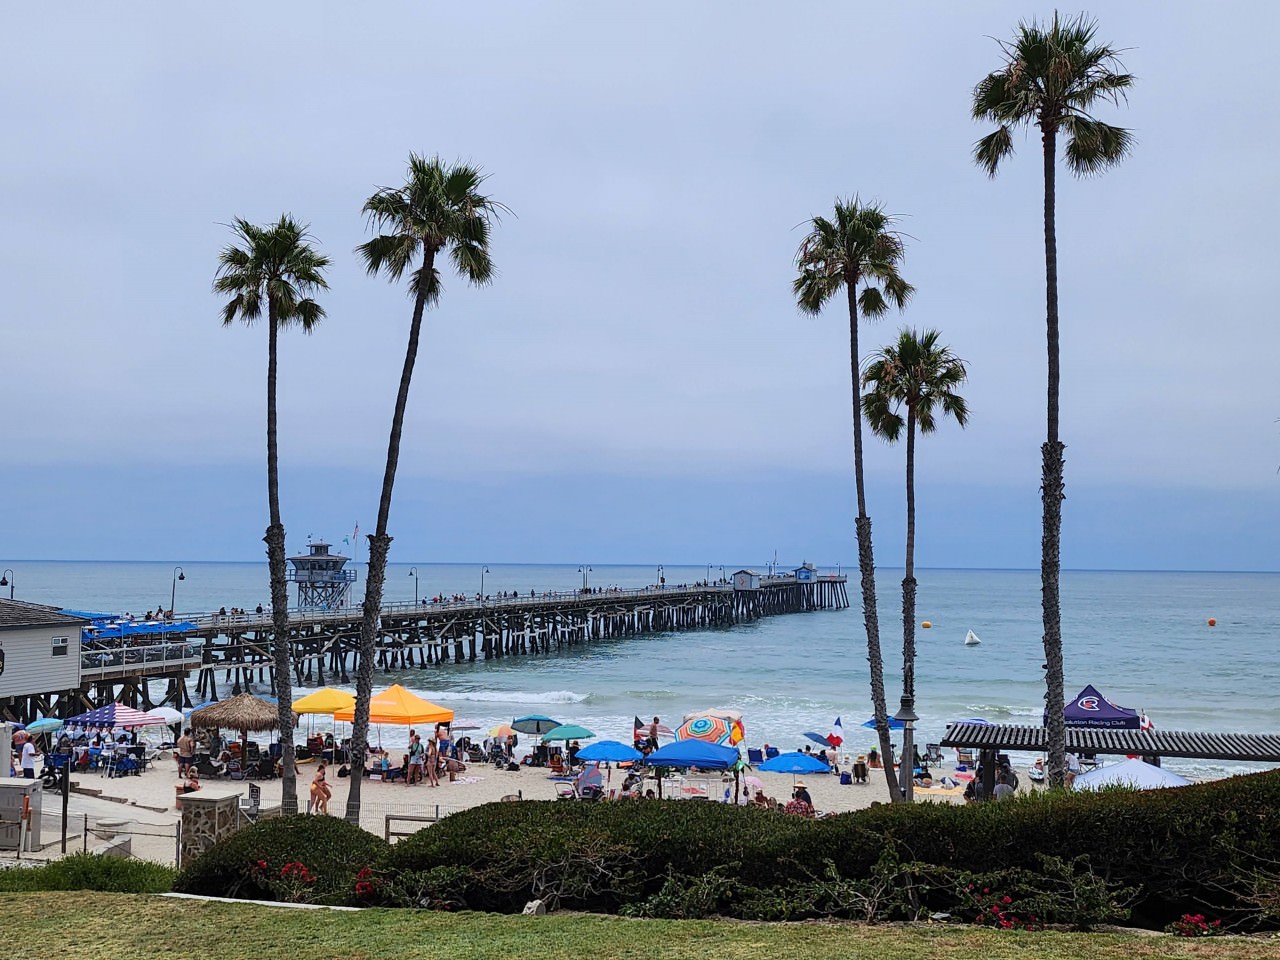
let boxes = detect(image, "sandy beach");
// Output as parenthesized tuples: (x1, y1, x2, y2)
(12, 750, 968, 867)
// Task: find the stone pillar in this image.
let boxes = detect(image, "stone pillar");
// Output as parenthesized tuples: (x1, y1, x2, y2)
(179, 786, 242, 866)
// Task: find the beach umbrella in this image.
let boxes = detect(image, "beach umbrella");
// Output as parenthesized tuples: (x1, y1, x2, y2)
(861, 716, 906, 730)
(512, 714, 560, 735)
(488, 723, 516, 738)
(803, 731, 834, 747)
(66, 703, 168, 729)
(633, 716, 675, 739)
(25, 718, 64, 735)
(675, 713, 745, 747)
(759, 751, 832, 774)
(576, 740, 642, 763)
(292, 688, 355, 715)
(541, 724, 596, 742)
(449, 720, 481, 732)
(146, 707, 185, 725)
(1072, 758, 1192, 792)
(190, 693, 279, 777)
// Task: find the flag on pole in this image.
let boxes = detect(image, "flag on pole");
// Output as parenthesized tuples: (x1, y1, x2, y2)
(828, 716, 844, 748)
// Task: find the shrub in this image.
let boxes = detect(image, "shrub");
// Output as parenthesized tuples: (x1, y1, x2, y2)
(173, 815, 389, 905)
(387, 770, 1280, 928)
(0, 853, 175, 893)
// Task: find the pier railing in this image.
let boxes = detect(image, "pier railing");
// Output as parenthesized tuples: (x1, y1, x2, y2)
(80, 640, 204, 679)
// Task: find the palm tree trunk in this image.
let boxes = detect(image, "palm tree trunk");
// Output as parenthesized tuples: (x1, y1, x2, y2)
(1041, 121, 1067, 789)
(846, 280, 899, 802)
(899, 407, 918, 803)
(264, 304, 297, 815)
(346, 247, 436, 825)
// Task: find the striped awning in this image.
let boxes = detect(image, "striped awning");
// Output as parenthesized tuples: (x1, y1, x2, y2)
(940, 722, 1280, 763)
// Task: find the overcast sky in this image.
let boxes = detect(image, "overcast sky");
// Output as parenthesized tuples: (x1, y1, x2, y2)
(3, 2, 1278, 570)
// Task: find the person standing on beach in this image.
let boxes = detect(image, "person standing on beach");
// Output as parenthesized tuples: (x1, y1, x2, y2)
(426, 736, 439, 787)
(407, 734, 424, 785)
(647, 717, 659, 751)
(176, 728, 195, 776)
(20, 739, 40, 779)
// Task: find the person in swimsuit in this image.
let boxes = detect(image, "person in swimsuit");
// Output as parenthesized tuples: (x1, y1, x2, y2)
(311, 762, 331, 814)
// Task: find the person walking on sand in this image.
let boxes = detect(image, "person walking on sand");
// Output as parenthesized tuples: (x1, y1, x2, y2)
(426, 736, 440, 787)
(176, 728, 195, 777)
(311, 762, 331, 814)
(647, 717, 660, 752)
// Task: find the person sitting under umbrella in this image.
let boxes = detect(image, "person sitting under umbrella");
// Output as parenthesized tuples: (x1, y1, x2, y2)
(785, 781, 815, 817)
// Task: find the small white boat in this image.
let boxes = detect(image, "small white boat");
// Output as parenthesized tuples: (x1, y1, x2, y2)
(964, 629, 982, 646)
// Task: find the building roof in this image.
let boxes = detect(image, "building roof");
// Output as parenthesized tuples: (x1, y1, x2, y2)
(940, 721, 1280, 764)
(0, 599, 89, 630)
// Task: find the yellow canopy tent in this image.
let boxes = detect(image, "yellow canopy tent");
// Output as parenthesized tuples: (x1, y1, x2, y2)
(333, 684, 453, 726)
(292, 688, 356, 715)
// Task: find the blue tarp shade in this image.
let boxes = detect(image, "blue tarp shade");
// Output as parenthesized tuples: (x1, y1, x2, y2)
(862, 716, 906, 730)
(758, 751, 832, 774)
(82, 620, 199, 640)
(1059, 684, 1141, 729)
(576, 740, 643, 763)
(644, 739, 740, 769)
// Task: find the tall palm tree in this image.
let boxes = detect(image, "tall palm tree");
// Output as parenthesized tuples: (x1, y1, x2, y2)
(344, 155, 506, 823)
(794, 198, 913, 801)
(972, 13, 1133, 788)
(862, 328, 969, 802)
(214, 215, 329, 816)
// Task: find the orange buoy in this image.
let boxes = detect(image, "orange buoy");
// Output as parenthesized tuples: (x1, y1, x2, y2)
(921, 621, 932, 629)
(1207, 618, 1216, 627)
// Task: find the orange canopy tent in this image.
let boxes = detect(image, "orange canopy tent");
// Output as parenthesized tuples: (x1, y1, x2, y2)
(332, 684, 453, 726)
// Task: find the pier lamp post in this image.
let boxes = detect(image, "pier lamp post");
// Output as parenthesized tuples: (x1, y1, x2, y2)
(480, 566, 489, 597)
(409, 567, 419, 605)
(719, 565, 726, 584)
(578, 565, 592, 592)
(170, 566, 185, 615)
(894, 697, 919, 803)
(0, 569, 12, 600)
(656, 565, 664, 589)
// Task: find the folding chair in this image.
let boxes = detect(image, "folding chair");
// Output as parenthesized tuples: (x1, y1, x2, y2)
(925, 743, 943, 766)
(747, 748, 764, 765)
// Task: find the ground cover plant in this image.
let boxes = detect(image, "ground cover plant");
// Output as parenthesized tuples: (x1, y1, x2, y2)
(6, 892, 1280, 960)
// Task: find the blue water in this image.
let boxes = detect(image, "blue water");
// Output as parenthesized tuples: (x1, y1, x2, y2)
(7, 561, 1279, 779)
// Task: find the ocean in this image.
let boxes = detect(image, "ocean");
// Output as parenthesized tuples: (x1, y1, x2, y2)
(8, 560, 1279, 780)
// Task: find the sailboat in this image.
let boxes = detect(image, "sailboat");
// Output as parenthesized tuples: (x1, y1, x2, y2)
(964, 629, 982, 646)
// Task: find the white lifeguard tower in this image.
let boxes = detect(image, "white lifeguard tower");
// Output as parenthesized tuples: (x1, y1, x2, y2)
(286, 542, 356, 610)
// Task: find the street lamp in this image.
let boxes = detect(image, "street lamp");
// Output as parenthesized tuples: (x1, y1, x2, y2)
(719, 565, 725, 583)
(656, 564, 664, 588)
(894, 697, 919, 803)
(480, 566, 490, 597)
(409, 567, 419, 605)
(578, 565, 592, 592)
(0, 569, 12, 601)
(169, 566, 185, 615)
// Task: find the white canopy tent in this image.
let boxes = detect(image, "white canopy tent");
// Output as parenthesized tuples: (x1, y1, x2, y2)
(1072, 757, 1192, 791)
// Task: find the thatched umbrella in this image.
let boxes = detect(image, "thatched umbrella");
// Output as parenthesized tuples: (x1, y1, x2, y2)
(190, 693, 278, 778)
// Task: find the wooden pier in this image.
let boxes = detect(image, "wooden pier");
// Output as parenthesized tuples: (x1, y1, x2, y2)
(4, 575, 847, 720)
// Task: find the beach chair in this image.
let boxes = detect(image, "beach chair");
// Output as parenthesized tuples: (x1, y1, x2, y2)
(549, 754, 566, 775)
(925, 743, 943, 766)
(747, 748, 764, 765)
(956, 748, 975, 767)
(765, 746, 780, 760)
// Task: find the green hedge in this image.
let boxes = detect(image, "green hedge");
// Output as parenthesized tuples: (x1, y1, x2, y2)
(172, 815, 390, 905)
(386, 771, 1280, 927)
(0, 853, 175, 893)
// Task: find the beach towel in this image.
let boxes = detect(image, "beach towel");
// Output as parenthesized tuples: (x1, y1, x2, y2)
(450, 776, 481, 785)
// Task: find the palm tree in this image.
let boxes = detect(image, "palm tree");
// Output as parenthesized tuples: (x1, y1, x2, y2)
(214, 215, 329, 816)
(344, 155, 506, 823)
(862, 328, 969, 802)
(794, 198, 913, 801)
(972, 13, 1133, 788)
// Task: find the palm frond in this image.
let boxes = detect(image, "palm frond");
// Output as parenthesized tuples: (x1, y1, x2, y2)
(974, 126, 1015, 177)
(1062, 115, 1134, 176)
(859, 286, 889, 319)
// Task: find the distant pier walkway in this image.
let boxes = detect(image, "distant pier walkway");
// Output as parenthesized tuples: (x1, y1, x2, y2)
(56, 573, 848, 713)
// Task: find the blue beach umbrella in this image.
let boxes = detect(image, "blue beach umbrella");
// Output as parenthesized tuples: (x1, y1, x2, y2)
(758, 751, 832, 774)
(645, 739, 740, 770)
(25, 718, 64, 735)
(861, 716, 906, 730)
(541, 724, 595, 742)
(803, 731, 833, 747)
(576, 740, 642, 763)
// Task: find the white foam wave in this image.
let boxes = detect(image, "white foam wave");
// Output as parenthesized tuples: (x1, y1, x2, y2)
(439, 689, 590, 705)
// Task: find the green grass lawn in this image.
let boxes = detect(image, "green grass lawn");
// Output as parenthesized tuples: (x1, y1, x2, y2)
(6, 892, 1278, 959)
